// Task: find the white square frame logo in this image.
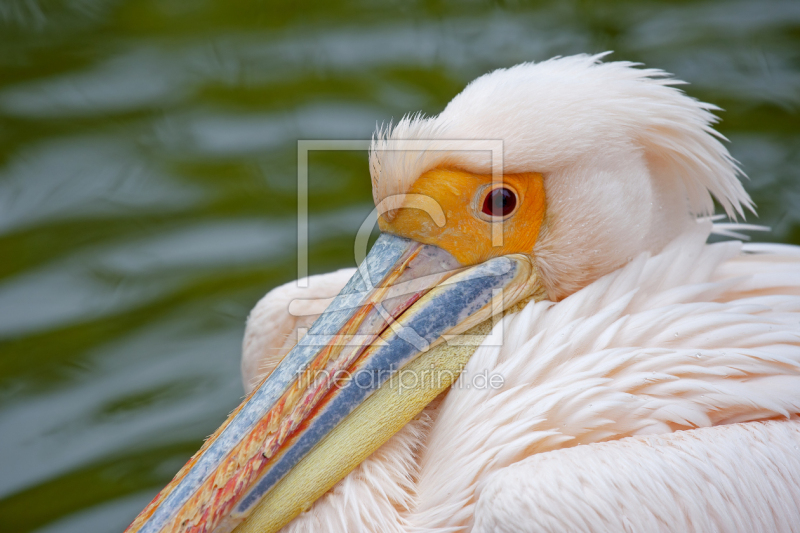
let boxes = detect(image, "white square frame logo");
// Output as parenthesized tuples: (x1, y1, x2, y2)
(295, 139, 506, 346)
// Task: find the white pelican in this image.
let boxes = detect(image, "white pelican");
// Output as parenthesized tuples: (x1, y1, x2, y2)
(126, 54, 800, 533)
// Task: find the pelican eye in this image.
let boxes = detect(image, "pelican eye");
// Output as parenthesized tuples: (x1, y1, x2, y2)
(480, 186, 518, 219)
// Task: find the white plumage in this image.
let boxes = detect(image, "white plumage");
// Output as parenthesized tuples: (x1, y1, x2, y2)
(241, 55, 800, 532)
(477, 420, 800, 533)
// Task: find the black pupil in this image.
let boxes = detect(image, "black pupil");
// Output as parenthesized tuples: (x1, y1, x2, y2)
(482, 187, 517, 217)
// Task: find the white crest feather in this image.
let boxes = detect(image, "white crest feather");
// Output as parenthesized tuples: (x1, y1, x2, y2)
(370, 54, 754, 298)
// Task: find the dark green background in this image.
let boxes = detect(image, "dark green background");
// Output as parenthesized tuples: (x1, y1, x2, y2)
(1, 1, 798, 531)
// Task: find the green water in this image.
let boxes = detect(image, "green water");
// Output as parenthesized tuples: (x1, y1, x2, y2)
(0, 1, 798, 531)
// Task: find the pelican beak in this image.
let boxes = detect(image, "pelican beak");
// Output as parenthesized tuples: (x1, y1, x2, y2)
(126, 233, 537, 533)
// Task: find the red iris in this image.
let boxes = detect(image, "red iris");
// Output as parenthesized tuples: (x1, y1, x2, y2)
(481, 187, 517, 218)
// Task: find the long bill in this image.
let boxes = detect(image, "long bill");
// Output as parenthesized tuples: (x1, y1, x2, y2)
(125, 233, 537, 533)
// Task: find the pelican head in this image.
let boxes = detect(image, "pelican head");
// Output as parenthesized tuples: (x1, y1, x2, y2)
(126, 53, 752, 533)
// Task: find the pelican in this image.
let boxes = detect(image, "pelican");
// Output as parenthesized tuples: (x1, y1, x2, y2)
(126, 54, 800, 533)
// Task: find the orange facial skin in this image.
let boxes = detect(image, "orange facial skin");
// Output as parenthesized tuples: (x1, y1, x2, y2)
(378, 168, 546, 266)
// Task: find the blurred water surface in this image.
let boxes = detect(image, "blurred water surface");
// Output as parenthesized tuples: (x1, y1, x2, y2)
(0, 1, 798, 531)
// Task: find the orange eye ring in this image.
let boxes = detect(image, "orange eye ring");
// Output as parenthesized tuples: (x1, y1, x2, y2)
(477, 185, 519, 221)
